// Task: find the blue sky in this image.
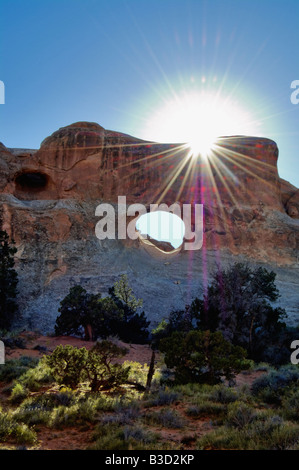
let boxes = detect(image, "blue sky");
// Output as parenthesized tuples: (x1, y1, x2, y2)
(1, 0, 299, 186)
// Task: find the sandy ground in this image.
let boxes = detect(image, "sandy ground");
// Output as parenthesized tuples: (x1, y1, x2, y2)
(4, 331, 155, 364)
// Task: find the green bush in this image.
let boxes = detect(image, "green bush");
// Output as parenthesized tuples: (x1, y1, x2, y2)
(143, 388, 181, 407)
(282, 390, 299, 421)
(159, 330, 250, 385)
(0, 409, 37, 445)
(12, 407, 51, 426)
(145, 408, 186, 429)
(252, 365, 299, 404)
(90, 421, 166, 450)
(10, 383, 29, 404)
(113, 402, 142, 423)
(197, 418, 299, 450)
(49, 400, 97, 428)
(185, 400, 225, 418)
(0, 357, 39, 382)
(44, 341, 132, 392)
(19, 390, 77, 412)
(172, 383, 212, 398)
(225, 402, 258, 429)
(121, 425, 158, 445)
(123, 360, 160, 388)
(16, 359, 53, 391)
(207, 384, 239, 404)
(86, 341, 130, 391)
(45, 344, 88, 388)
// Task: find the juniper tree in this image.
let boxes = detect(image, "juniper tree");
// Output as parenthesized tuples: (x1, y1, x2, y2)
(109, 275, 150, 343)
(195, 262, 286, 360)
(0, 230, 18, 329)
(55, 285, 123, 341)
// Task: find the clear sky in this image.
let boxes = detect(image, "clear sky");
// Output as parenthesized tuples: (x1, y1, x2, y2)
(0, 0, 299, 186)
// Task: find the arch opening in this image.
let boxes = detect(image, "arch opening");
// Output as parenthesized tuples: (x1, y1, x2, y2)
(136, 210, 185, 253)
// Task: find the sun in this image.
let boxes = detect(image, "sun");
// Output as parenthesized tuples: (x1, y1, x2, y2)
(188, 132, 217, 160)
(143, 91, 260, 159)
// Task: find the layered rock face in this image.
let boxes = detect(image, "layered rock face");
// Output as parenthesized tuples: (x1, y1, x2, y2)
(0, 122, 298, 331)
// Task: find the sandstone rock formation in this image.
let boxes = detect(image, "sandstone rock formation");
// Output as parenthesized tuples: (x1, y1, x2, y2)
(0, 122, 298, 332)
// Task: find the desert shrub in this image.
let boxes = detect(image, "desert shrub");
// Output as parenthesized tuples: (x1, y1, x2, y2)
(16, 359, 53, 391)
(49, 399, 98, 428)
(254, 363, 273, 372)
(185, 405, 203, 417)
(246, 414, 284, 437)
(0, 356, 38, 382)
(225, 402, 258, 429)
(89, 438, 177, 451)
(44, 345, 87, 388)
(84, 340, 130, 391)
(44, 341, 132, 392)
(19, 390, 77, 412)
(10, 383, 29, 404)
(252, 365, 299, 404)
(267, 423, 299, 450)
(0, 410, 36, 445)
(49, 405, 80, 428)
(185, 400, 225, 418)
(197, 417, 299, 450)
(89, 422, 128, 450)
(123, 360, 160, 388)
(207, 384, 239, 404)
(172, 382, 212, 398)
(159, 330, 250, 385)
(93, 394, 123, 412)
(143, 388, 181, 407)
(90, 421, 164, 450)
(281, 390, 299, 421)
(145, 408, 186, 428)
(0, 329, 26, 349)
(9, 423, 37, 446)
(12, 407, 51, 426)
(121, 425, 158, 444)
(113, 401, 142, 423)
(0, 409, 13, 440)
(197, 425, 253, 450)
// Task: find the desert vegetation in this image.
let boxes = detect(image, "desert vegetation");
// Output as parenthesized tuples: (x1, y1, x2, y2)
(0, 230, 299, 450)
(1, 350, 299, 450)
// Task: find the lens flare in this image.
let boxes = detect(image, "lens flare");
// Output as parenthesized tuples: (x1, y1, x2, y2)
(143, 91, 260, 159)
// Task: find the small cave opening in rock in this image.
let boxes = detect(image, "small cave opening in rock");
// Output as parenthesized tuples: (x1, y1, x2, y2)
(136, 211, 185, 252)
(15, 172, 48, 191)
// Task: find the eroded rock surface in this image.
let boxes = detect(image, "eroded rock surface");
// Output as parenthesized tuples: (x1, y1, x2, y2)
(0, 122, 298, 331)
